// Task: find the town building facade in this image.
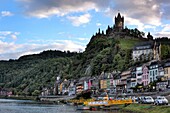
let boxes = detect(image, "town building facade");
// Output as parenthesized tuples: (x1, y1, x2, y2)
(142, 64, 149, 86)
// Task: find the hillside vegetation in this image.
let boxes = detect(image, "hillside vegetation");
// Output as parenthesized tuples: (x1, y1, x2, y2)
(0, 51, 75, 95)
(118, 38, 143, 49)
(0, 33, 170, 96)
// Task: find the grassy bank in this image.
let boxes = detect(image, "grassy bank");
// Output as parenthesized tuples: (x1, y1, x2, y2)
(120, 104, 170, 113)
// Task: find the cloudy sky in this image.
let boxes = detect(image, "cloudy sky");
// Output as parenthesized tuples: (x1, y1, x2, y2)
(0, 0, 170, 60)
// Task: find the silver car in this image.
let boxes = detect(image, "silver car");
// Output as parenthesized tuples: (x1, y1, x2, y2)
(142, 96, 154, 104)
(154, 96, 169, 105)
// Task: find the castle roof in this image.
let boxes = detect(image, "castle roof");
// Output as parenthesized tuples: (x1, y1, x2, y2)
(117, 13, 121, 18)
(115, 12, 123, 18)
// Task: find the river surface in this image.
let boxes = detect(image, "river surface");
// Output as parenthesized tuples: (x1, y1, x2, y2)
(0, 99, 114, 113)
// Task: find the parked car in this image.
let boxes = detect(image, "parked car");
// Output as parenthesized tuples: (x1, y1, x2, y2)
(154, 96, 169, 105)
(132, 96, 138, 103)
(138, 96, 145, 103)
(142, 96, 154, 104)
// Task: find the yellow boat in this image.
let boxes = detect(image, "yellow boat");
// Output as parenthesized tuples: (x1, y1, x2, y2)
(83, 94, 133, 107)
(84, 99, 133, 106)
(69, 92, 133, 107)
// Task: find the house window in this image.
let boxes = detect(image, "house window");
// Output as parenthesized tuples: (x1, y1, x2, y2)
(142, 50, 144, 54)
(165, 69, 168, 74)
(146, 49, 148, 53)
(167, 69, 169, 74)
(153, 75, 155, 80)
(138, 51, 140, 54)
(164, 69, 166, 74)
(150, 66, 152, 69)
(146, 56, 148, 59)
(155, 70, 157, 76)
(150, 71, 152, 76)
(143, 70, 145, 74)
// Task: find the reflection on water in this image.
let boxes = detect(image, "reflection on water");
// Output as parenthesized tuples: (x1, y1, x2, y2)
(0, 99, 122, 113)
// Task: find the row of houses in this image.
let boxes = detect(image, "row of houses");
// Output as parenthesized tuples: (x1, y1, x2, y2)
(101, 60, 170, 93)
(0, 88, 12, 96)
(40, 59, 170, 96)
(40, 41, 166, 96)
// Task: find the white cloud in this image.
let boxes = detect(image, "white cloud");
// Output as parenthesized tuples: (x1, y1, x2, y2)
(154, 24, 170, 38)
(58, 32, 65, 35)
(96, 23, 102, 26)
(0, 41, 22, 53)
(0, 31, 12, 36)
(1, 11, 13, 17)
(17, 0, 104, 18)
(144, 25, 156, 29)
(17, 0, 165, 31)
(77, 38, 89, 41)
(154, 32, 170, 38)
(0, 40, 85, 60)
(0, 36, 5, 39)
(161, 24, 170, 32)
(112, 0, 162, 26)
(67, 13, 91, 26)
(11, 34, 17, 40)
(123, 16, 144, 31)
(0, 31, 20, 40)
(16, 0, 165, 25)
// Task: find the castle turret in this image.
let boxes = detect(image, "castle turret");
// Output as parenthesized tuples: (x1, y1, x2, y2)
(115, 13, 124, 32)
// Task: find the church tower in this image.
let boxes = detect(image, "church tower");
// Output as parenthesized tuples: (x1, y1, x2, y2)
(115, 13, 124, 32)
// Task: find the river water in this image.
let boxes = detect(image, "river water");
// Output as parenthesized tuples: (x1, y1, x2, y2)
(0, 99, 114, 113)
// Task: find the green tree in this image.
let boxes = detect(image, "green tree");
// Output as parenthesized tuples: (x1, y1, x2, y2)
(32, 90, 40, 96)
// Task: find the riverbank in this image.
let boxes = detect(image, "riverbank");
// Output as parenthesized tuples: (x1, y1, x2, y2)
(0, 97, 169, 113)
(0, 95, 36, 100)
(119, 104, 170, 113)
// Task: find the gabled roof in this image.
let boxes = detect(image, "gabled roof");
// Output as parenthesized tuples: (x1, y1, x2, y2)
(149, 60, 158, 66)
(99, 72, 114, 79)
(79, 77, 87, 81)
(121, 70, 131, 76)
(164, 60, 170, 67)
(77, 76, 92, 83)
(133, 41, 154, 50)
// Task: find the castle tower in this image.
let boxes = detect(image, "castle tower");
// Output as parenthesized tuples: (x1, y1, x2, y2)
(115, 13, 124, 32)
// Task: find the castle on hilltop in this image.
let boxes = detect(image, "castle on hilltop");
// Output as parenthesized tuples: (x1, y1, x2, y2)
(92, 12, 153, 41)
(93, 12, 126, 38)
(114, 13, 124, 32)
